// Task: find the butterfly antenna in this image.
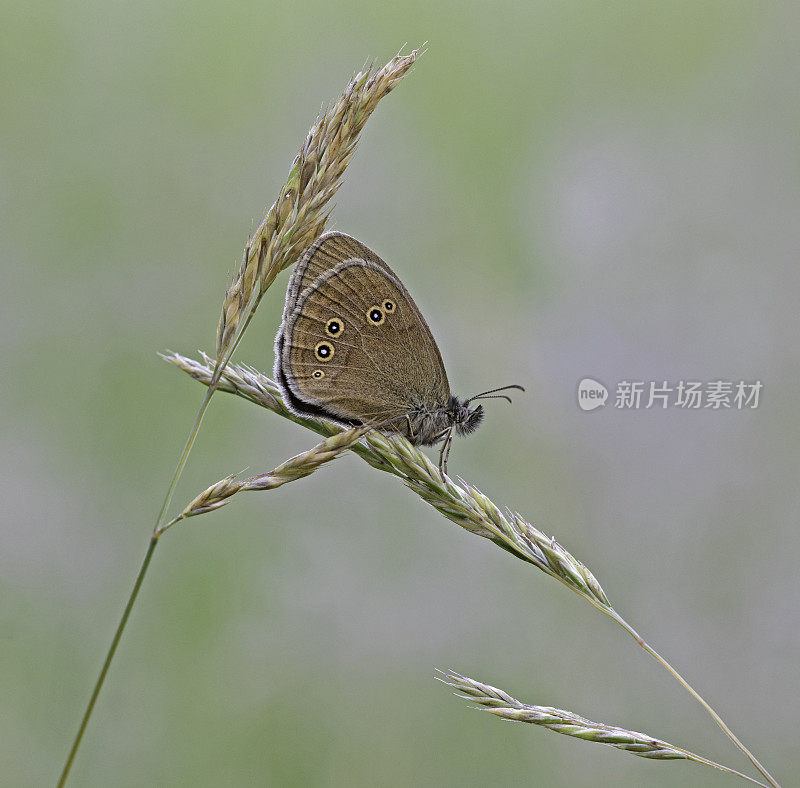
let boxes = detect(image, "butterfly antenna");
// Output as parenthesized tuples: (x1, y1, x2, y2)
(464, 384, 525, 406)
(471, 394, 514, 403)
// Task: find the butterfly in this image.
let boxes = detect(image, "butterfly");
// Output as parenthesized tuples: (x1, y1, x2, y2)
(274, 232, 522, 474)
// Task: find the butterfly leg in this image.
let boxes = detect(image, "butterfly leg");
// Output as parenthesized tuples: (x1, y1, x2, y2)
(438, 428, 454, 477)
(405, 414, 416, 440)
(443, 429, 455, 477)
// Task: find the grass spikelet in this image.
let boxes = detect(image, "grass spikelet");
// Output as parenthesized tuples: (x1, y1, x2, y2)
(438, 672, 768, 786)
(215, 46, 424, 362)
(158, 426, 372, 535)
(162, 350, 610, 606)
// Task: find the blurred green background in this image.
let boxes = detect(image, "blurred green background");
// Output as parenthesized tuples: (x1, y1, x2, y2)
(2, 1, 798, 785)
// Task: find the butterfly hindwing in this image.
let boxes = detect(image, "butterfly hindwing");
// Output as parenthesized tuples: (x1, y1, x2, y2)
(276, 233, 450, 429)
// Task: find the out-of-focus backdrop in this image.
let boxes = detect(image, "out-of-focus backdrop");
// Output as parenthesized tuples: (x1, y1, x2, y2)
(2, 2, 798, 785)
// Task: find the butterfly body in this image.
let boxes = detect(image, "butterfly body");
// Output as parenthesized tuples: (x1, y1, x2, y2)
(275, 231, 518, 472)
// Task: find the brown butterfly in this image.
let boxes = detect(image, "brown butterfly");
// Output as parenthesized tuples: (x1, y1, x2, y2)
(274, 232, 522, 474)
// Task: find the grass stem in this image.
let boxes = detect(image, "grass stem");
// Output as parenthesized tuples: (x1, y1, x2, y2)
(57, 537, 159, 787)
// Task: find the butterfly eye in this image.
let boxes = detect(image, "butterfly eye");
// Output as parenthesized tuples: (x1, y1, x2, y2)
(383, 300, 395, 313)
(314, 341, 334, 361)
(312, 369, 324, 379)
(367, 306, 385, 325)
(325, 318, 343, 336)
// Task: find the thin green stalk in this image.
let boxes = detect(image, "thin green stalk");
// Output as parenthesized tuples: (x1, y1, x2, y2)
(551, 580, 779, 787)
(540, 567, 780, 787)
(59, 384, 217, 787)
(57, 536, 158, 788)
(605, 608, 780, 788)
(59, 297, 276, 786)
(153, 385, 216, 532)
(60, 324, 275, 785)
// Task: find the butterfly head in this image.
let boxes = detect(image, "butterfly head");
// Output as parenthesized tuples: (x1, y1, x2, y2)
(447, 396, 484, 437)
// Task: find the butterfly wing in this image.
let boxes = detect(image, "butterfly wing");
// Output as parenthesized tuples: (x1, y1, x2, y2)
(283, 232, 400, 313)
(275, 232, 450, 429)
